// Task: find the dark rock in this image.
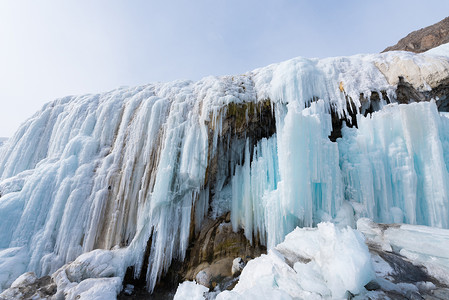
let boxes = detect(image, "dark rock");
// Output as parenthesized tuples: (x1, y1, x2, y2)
(365, 280, 381, 291)
(406, 290, 425, 300)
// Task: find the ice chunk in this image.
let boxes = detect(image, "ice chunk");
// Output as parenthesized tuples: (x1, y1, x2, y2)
(357, 218, 449, 285)
(218, 223, 374, 299)
(174, 281, 208, 300)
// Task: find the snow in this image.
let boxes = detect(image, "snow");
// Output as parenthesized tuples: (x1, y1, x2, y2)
(52, 249, 125, 300)
(426, 42, 449, 58)
(215, 223, 374, 300)
(173, 281, 208, 300)
(0, 43, 448, 295)
(374, 49, 449, 90)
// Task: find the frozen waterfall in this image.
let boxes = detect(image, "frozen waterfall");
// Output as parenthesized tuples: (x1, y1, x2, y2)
(0, 44, 449, 294)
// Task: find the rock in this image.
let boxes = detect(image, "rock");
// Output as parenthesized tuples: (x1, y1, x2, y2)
(231, 257, 245, 277)
(364, 280, 381, 291)
(153, 213, 266, 294)
(123, 284, 134, 296)
(383, 17, 449, 53)
(407, 290, 425, 300)
(0, 274, 56, 300)
(10, 272, 37, 289)
(195, 270, 211, 288)
(429, 288, 449, 299)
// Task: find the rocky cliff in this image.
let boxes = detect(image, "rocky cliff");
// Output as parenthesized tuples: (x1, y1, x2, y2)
(383, 16, 449, 53)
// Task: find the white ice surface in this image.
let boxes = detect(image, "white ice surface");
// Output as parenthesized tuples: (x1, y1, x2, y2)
(426, 42, 449, 57)
(173, 281, 208, 300)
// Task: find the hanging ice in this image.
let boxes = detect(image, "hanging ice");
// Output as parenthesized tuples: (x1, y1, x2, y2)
(231, 100, 343, 249)
(0, 43, 448, 295)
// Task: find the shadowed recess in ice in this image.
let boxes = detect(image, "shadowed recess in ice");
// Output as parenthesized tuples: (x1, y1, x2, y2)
(0, 45, 448, 293)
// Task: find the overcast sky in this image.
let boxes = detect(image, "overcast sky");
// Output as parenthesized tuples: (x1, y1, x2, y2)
(1, 1, 448, 137)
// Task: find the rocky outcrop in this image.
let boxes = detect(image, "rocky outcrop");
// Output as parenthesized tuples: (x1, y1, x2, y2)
(181, 213, 265, 286)
(383, 16, 449, 53)
(0, 273, 56, 300)
(118, 213, 266, 299)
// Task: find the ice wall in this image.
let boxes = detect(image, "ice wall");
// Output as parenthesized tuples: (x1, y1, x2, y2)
(339, 102, 449, 227)
(231, 100, 343, 249)
(0, 44, 448, 293)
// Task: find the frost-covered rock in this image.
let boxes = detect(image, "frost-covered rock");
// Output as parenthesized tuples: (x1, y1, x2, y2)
(357, 218, 449, 286)
(0, 272, 56, 300)
(231, 257, 244, 277)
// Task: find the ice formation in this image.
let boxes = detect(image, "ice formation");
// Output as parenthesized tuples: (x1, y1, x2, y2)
(339, 101, 449, 227)
(231, 100, 343, 249)
(0, 43, 448, 296)
(216, 222, 374, 300)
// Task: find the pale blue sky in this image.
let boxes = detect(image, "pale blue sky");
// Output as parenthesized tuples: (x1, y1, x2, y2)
(1, 1, 448, 137)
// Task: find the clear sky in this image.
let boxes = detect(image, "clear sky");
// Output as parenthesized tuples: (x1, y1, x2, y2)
(1, 1, 448, 137)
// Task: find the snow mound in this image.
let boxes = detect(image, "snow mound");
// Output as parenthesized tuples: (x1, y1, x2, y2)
(174, 281, 209, 300)
(216, 222, 374, 300)
(51, 249, 126, 300)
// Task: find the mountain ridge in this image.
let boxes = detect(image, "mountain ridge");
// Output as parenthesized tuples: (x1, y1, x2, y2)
(383, 16, 449, 53)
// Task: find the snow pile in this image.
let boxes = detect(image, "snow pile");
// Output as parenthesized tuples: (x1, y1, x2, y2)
(216, 222, 374, 300)
(0, 43, 448, 294)
(339, 102, 449, 227)
(174, 281, 209, 300)
(426, 42, 449, 58)
(51, 249, 126, 300)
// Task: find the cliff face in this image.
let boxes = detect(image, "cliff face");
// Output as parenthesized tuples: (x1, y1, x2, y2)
(0, 39, 449, 298)
(383, 16, 449, 53)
